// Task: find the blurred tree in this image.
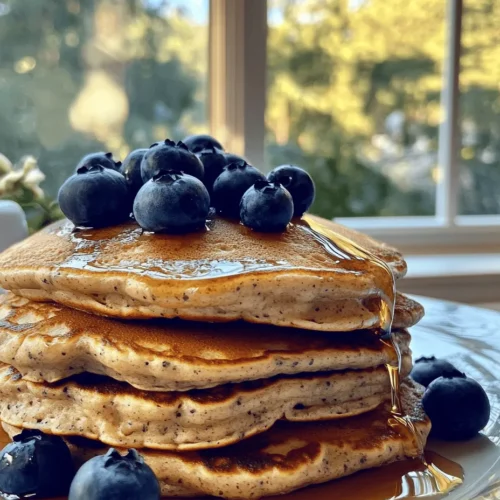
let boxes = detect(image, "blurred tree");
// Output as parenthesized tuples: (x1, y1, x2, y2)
(267, 0, 500, 216)
(1, 0, 498, 221)
(0, 0, 207, 199)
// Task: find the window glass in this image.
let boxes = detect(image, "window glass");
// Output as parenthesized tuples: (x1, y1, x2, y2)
(459, 0, 500, 215)
(266, 0, 446, 218)
(0, 0, 209, 197)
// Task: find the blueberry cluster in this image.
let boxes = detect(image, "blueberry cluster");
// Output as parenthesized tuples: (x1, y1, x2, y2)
(57, 135, 316, 234)
(410, 356, 490, 440)
(0, 430, 160, 499)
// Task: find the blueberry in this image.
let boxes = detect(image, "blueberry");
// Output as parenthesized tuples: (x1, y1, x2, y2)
(141, 139, 204, 183)
(212, 161, 266, 217)
(423, 375, 490, 440)
(197, 146, 229, 195)
(0, 429, 74, 498)
(410, 356, 464, 387)
(69, 448, 159, 500)
(182, 134, 224, 153)
(120, 149, 148, 196)
(133, 170, 210, 233)
(76, 151, 121, 172)
(58, 165, 132, 228)
(268, 165, 315, 217)
(240, 180, 294, 232)
(224, 152, 247, 165)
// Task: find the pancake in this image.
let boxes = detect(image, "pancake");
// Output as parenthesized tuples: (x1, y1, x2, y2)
(0, 214, 404, 330)
(0, 294, 415, 391)
(0, 358, 412, 451)
(2, 381, 430, 499)
(394, 292, 424, 329)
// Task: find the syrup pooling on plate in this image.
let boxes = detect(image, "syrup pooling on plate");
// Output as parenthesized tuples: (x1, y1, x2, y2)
(359, 331, 463, 498)
(277, 451, 463, 500)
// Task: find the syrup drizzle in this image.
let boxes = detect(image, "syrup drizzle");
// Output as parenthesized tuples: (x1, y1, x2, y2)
(299, 216, 395, 332)
(380, 326, 463, 496)
(307, 218, 464, 498)
(380, 324, 463, 496)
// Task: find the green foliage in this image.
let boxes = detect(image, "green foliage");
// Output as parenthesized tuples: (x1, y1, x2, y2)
(267, 0, 500, 216)
(0, 0, 207, 205)
(0, 0, 499, 226)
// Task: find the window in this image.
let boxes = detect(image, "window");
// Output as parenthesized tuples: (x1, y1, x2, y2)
(210, 0, 500, 251)
(459, 0, 500, 216)
(266, 0, 446, 219)
(0, 0, 209, 197)
(1, 0, 499, 250)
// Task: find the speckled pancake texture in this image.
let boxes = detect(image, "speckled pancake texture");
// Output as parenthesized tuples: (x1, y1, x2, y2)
(0, 359, 412, 450)
(3, 381, 430, 499)
(0, 208, 428, 498)
(0, 294, 416, 391)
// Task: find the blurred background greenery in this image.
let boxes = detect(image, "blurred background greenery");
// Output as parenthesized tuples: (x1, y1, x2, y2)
(0, 0, 499, 230)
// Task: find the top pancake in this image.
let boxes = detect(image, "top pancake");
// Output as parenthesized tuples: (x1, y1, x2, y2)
(0, 214, 406, 331)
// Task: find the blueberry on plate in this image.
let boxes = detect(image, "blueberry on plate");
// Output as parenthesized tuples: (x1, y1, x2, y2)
(141, 139, 204, 183)
(423, 374, 490, 440)
(133, 170, 210, 233)
(410, 356, 464, 387)
(197, 146, 229, 195)
(58, 165, 132, 228)
(212, 161, 266, 217)
(69, 448, 160, 500)
(182, 134, 224, 154)
(120, 148, 148, 196)
(75, 151, 121, 172)
(240, 180, 294, 232)
(0, 429, 74, 498)
(268, 165, 315, 217)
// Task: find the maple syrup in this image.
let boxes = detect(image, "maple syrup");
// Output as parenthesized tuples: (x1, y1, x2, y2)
(381, 333, 463, 496)
(57, 214, 395, 310)
(299, 216, 395, 332)
(307, 218, 464, 498)
(268, 451, 463, 500)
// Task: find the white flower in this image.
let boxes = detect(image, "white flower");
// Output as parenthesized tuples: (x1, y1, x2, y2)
(20, 155, 37, 174)
(20, 156, 45, 198)
(0, 153, 12, 175)
(23, 168, 46, 199)
(0, 169, 24, 195)
(0, 156, 46, 199)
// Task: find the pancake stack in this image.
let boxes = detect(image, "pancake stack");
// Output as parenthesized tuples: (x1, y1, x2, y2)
(0, 214, 429, 498)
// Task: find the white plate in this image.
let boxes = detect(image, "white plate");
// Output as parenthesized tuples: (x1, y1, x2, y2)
(410, 296, 500, 500)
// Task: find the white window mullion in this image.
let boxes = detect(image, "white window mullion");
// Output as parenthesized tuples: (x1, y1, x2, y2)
(436, 0, 463, 226)
(208, 0, 267, 168)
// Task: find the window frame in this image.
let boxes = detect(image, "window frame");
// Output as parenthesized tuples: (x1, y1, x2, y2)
(208, 0, 500, 253)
